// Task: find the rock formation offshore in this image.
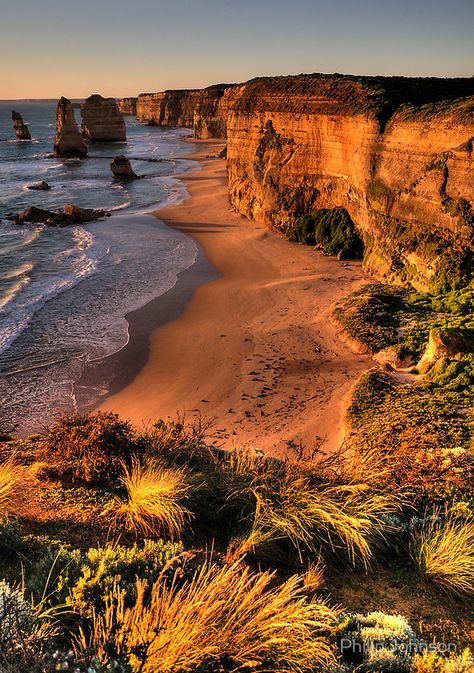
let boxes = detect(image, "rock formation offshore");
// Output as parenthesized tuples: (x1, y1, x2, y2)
(53, 97, 87, 157)
(110, 155, 137, 179)
(81, 95, 126, 141)
(11, 111, 31, 140)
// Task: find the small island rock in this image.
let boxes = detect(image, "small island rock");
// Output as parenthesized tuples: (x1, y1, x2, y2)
(110, 155, 137, 179)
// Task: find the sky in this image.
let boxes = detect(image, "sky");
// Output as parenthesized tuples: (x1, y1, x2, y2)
(1, 0, 473, 99)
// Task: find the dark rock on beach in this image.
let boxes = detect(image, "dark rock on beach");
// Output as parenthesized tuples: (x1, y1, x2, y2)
(27, 181, 51, 191)
(8, 204, 109, 227)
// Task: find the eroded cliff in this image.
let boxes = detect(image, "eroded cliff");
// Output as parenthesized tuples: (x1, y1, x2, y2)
(225, 75, 474, 290)
(118, 97, 138, 115)
(136, 85, 233, 137)
(137, 89, 202, 127)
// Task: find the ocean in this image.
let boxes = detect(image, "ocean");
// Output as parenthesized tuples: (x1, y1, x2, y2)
(0, 100, 198, 434)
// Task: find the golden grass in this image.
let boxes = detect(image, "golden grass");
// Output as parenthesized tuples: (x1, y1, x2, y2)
(80, 560, 336, 673)
(410, 511, 474, 597)
(0, 454, 29, 522)
(233, 467, 398, 565)
(114, 458, 194, 539)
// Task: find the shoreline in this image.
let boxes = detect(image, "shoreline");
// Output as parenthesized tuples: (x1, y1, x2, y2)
(89, 139, 372, 457)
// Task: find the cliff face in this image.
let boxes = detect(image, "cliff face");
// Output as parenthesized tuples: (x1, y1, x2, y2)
(136, 85, 232, 137)
(137, 90, 202, 127)
(118, 97, 138, 115)
(54, 97, 87, 157)
(81, 95, 126, 141)
(225, 75, 474, 290)
(193, 84, 233, 138)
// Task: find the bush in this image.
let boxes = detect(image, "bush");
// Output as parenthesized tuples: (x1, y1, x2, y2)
(42, 412, 138, 483)
(80, 560, 336, 673)
(29, 539, 184, 618)
(337, 611, 417, 672)
(410, 512, 474, 597)
(0, 580, 33, 650)
(290, 207, 363, 258)
(411, 649, 474, 673)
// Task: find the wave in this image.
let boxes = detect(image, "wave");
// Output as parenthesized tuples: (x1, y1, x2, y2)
(0, 227, 108, 355)
(0, 261, 35, 280)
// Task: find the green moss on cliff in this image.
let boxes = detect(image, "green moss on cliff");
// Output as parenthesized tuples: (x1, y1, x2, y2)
(366, 211, 473, 292)
(336, 284, 474, 497)
(288, 207, 363, 258)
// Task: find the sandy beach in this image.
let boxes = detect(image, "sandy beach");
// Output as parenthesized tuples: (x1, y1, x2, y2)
(96, 140, 371, 456)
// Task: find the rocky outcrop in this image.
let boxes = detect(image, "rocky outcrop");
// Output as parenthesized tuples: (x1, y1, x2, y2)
(11, 111, 31, 140)
(9, 204, 108, 226)
(118, 97, 138, 115)
(224, 74, 474, 291)
(418, 328, 469, 374)
(81, 95, 126, 141)
(193, 84, 233, 139)
(110, 155, 137, 179)
(54, 97, 87, 157)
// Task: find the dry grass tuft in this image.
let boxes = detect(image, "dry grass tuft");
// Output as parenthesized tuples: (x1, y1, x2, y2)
(233, 467, 398, 565)
(113, 458, 194, 539)
(0, 454, 30, 522)
(410, 511, 474, 597)
(79, 560, 337, 673)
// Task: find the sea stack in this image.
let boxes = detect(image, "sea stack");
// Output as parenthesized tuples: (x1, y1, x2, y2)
(53, 97, 87, 157)
(11, 111, 31, 140)
(110, 155, 137, 179)
(81, 94, 126, 141)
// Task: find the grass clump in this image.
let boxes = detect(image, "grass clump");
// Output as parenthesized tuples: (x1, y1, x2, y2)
(289, 208, 363, 258)
(0, 454, 28, 523)
(410, 512, 474, 597)
(79, 560, 336, 673)
(222, 452, 398, 566)
(41, 411, 138, 484)
(113, 458, 195, 539)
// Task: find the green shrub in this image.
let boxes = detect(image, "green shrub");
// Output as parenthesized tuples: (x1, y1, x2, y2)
(30, 539, 185, 618)
(347, 371, 393, 428)
(0, 580, 33, 649)
(290, 207, 363, 258)
(41, 411, 138, 483)
(336, 611, 417, 672)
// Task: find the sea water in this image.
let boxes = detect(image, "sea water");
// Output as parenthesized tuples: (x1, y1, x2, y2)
(0, 100, 198, 433)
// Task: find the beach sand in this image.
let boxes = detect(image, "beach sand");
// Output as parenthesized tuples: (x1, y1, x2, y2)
(96, 140, 372, 457)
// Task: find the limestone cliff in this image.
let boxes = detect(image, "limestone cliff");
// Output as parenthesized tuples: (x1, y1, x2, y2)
(136, 89, 202, 127)
(54, 97, 87, 157)
(81, 95, 126, 141)
(136, 85, 232, 137)
(11, 111, 31, 140)
(193, 84, 233, 139)
(118, 97, 138, 115)
(225, 75, 474, 291)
